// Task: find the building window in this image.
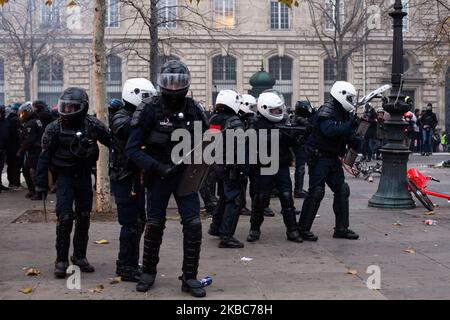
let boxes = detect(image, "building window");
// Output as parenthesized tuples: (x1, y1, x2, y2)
(158, 0, 177, 29)
(325, 0, 345, 31)
(323, 57, 347, 101)
(105, 55, 122, 100)
(402, 0, 409, 32)
(106, 0, 120, 28)
(269, 56, 293, 108)
(41, 0, 62, 28)
(270, 1, 289, 30)
(213, 0, 235, 29)
(212, 55, 236, 104)
(0, 57, 4, 105)
(38, 55, 64, 107)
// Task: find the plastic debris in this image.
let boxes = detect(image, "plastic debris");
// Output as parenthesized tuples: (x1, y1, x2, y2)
(241, 257, 253, 262)
(424, 219, 437, 226)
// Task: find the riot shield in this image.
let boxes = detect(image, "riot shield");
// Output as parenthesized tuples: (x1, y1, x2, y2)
(175, 131, 222, 197)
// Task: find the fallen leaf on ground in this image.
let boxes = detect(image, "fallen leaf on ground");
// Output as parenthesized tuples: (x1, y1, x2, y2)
(347, 269, 358, 275)
(19, 287, 33, 294)
(26, 267, 41, 276)
(89, 284, 104, 293)
(109, 277, 121, 284)
(403, 248, 416, 254)
(94, 239, 109, 244)
(424, 211, 435, 216)
(393, 221, 402, 226)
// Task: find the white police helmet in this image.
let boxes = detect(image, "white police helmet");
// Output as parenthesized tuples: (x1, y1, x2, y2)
(330, 81, 357, 112)
(257, 91, 285, 123)
(215, 89, 243, 114)
(240, 94, 257, 115)
(122, 78, 157, 108)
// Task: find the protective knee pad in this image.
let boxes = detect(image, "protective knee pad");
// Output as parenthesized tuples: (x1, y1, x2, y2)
(310, 187, 325, 202)
(335, 183, 350, 198)
(182, 216, 202, 236)
(279, 191, 294, 210)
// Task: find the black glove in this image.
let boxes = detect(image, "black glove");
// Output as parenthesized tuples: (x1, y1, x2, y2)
(155, 163, 174, 179)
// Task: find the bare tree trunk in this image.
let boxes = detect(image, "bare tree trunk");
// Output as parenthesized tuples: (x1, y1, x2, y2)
(149, 0, 159, 84)
(24, 68, 32, 101)
(93, 0, 111, 213)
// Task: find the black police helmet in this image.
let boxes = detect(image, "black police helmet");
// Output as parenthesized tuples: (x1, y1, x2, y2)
(157, 60, 191, 97)
(295, 100, 313, 118)
(58, 87, 89, 121)
(18, 101, 35, 123)
(32, 100, 48, 113)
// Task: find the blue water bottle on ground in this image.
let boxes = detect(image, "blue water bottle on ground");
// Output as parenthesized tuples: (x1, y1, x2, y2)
(199, 276, 213, 287)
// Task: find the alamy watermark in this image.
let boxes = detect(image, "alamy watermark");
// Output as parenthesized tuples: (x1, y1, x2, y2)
(169, 121, 280, 175)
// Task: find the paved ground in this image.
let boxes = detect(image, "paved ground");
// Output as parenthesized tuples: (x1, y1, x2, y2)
(1, 154, 450, 300)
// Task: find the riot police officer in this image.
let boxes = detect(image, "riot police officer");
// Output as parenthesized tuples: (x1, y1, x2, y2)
(17, 102, 44, 200)
(126, 60, 209, 297)
(246, 91, 303, 243)
(208, 89, 247, 249)
(109, 79, 156, 282)
(36, 87, 110, 278)
(238, 94, 257, 216)
(299, 81, 360, 241)
(293, 100, 315, 199)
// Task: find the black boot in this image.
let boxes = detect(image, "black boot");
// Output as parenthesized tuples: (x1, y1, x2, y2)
(117, 223, 142, 282)
(332, 183, 358, 240)
(298, 187, 324, 241)
(279, 192, 303, 243)
(263, 207, 275, 217)
(136, 221, 164, 292)
(247, 193, 267, 242)
(54, 215, 73, 278)
(180, 217, 205, 298)
(219, 236, 244, 248)
(240, 207, 251, 216)
(71, 212, 95, 273)
(333, 228, 359, 240)
(300, 231, 318, 241)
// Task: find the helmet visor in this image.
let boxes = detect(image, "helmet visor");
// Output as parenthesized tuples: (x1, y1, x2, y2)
(58, 100, 84, 116)
(268, 106, 284, 116)
(157, 73, 191, 91)
(245, 102, 257, 113)
(346, 94, 356, 107)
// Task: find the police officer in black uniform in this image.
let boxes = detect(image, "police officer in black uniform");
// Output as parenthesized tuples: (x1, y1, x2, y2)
(237, 94, 257, 216)
(36, 87, 110, 278)
(208, 89, 247, 248)
(246, 91, 303, 243)
(299, 81, 360, 241)
(17, 102, 44, 200)
(126, 60, 209, 297)
(109, 79, 156, 282)
(292, 100, 315, 199)
(32, 100, 54, 129)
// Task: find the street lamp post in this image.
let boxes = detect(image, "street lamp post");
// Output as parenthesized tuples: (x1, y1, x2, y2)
(368, 0, 415, 209)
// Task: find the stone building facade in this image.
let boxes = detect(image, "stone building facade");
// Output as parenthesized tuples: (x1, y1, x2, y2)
(0, 0, 449, 131)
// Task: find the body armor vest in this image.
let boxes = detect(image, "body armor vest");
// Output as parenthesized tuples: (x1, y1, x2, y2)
(51, 120, 99, 170)
(311, 102, 348, 157)
(144, 98, 200, 165)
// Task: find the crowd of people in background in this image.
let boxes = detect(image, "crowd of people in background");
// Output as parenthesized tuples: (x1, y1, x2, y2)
(356, 101, 448, 162)
(0, 101, 58, 194)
